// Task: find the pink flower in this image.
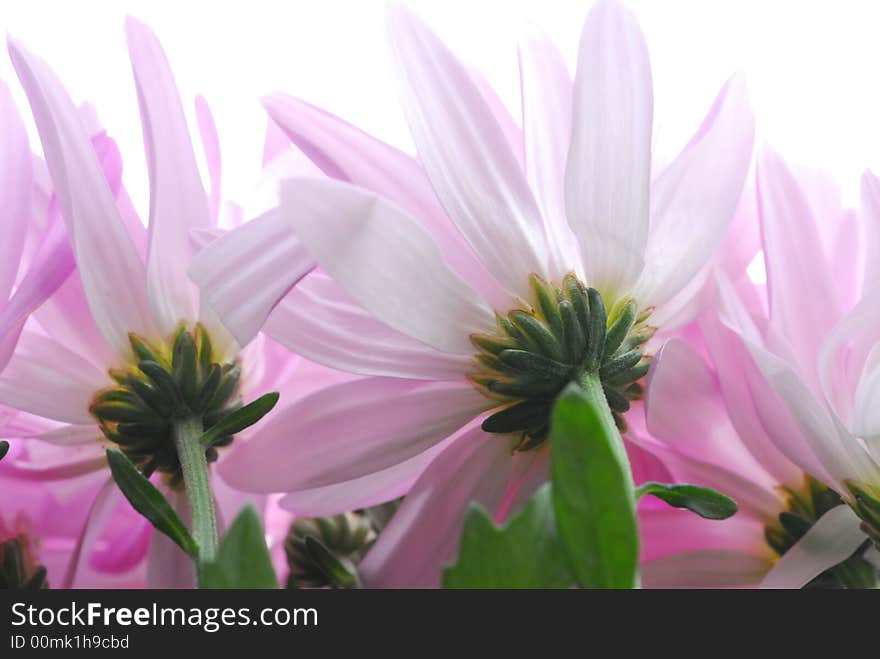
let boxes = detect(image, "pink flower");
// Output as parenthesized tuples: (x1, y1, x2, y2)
(196, 1, 754, 587)
(659, 148, 877, 587)
(0, 81, 75, 372)
(0, 19, 307, 587)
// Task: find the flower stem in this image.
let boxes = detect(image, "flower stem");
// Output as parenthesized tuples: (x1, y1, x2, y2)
(174, 417, 217, 564)
(577, 371, 633, 478)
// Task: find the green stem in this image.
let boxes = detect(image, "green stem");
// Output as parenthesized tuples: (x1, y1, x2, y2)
(576, 371, 633, 483)
(174, 417, 217, 564)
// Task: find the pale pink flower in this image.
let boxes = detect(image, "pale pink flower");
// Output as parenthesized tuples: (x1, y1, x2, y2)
(0, 19, 308, 587)
(685, 147, 879, 587)
(194, 0, 754, 587)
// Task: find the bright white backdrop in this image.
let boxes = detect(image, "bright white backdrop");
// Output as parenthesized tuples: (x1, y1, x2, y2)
(1, 0, 877, 216)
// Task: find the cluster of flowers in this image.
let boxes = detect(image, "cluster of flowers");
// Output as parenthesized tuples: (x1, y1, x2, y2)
(2, 0, 879, 589)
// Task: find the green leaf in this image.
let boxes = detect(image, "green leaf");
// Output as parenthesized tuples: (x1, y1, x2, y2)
(550, 379, 638, 588)
(199, 392, 279, 448)
(443, 484, 573, 588)
(199, 506, 278, 589)
(635, 482, 738, 520)
(105, 449, 198, 557)
(0, 440, 8, 462)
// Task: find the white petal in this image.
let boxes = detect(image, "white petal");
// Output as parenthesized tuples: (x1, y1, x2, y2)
(518, 25, 579, 279)
(388, 4, 550, 294)
(265, 272, 470, 381)
(220, 376, 488, 492)
(8, 39, 154, 354)
(565, 0, 653, 295)
(125, 18, 211, 334)
(636, 75, 754, 308)
(189, 209, 315, 347)
(861, 171, 880, 291)
(760, 505, 867, 588)
(281, 178, 494, 354)
(195, 94, 222, 221)
(0, 331, 107, 424)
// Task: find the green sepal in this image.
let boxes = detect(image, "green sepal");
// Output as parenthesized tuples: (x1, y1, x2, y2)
(199, 392, 280, 448)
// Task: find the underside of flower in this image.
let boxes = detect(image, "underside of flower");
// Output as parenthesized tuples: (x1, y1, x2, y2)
(766, 477, 876, 588)
(285, 513, 375, 589)
(0, 525, 48, 590)
(846, 481, 880, 550)
(470, 273, 654, 451)
(90, 323, 241, 488)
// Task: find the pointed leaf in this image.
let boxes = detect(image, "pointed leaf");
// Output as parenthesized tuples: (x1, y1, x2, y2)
(635, 482, 739, 520)
(106, 448, 198, 557)
(304, 537, 359, 589)
(199, 506, 278, 589)
(199, 392, 279, 448)
(443, 484, 573, 588)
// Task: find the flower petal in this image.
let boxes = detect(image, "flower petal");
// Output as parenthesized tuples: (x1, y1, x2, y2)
(125, 18, 211, 335)
(262, 93, 506, 307)
(636, 75, 754, 308)
(387, 4, 550, 294)
(0, 331, 107, 424)
(0, 81, 31, 301)
(265, 272, 470, 380)
(358, 426, 512, 588)
(146, 489, 195, 588)
(861, 171, 880, 291)
(642, 550, 770, 589)
(760, 505, 866, 588)
(220, 376, 487, 492)
(518, 25, 578, 279)
(565, 0, 653, 295)
(189, 209, 315, 347)
(62, 477, 117, 587)
(8, 38, 154, 355)
(281, 178, 494, 354)
(195, 94, 221, 222)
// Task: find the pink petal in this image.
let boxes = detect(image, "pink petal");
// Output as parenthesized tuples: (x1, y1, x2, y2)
(146, 489, 196, 588)
(756, 146, 842, 386)
(62, 477, 116, 587)
(189, 209, 315, 347)
(387, 4, 550, 295)
(642, 550, 770, 588)
(8, 38, 154, 355)
(565, 0, 652, 294)
(280, 178, 494, 354)
(760, 505, 866, 588)
(195, 94, 222, 222)
(262, 93, 506, 307)
(0, 81, 31, 301)
(637, 75, 754, 309)
(0, 331, 106, 424)
(221, 376, 487, 493)
(125, 18, 211, 335)
(518, 25, 579, 279)
(265, 272, 471, 380)
(861, 171, 880, 291)
(359, 427, 512, 588)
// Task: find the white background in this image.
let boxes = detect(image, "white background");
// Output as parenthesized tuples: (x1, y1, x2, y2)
(0, 0, 877, 215)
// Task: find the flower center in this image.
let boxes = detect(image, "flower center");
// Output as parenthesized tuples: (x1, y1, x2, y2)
(470, 273, 654, 451)
(0, 519, 48, 590)
(766, 477, 877, 588)
(89, 323, 241, 488)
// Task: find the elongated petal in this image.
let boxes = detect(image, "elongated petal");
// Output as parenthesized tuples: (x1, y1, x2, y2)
(146, 489, 196, 588)
(388, 5, 550, 294)
(195, 94, 221, 221)
(565, 0, 652, 294)
(518, 25, 578, 279)
(757, 146, 842, 384)
(221, 376, 487, 492)
(760, 505, 866, 588)
(0, 82, 31, 301)
(189, 209, 315, 347)
(0, 331, 107, 424)
(62, 477, 117, 587)
(861, 171, 880, 291)
(281, 178, 493, 354)
(265, 272, 470, 380)
(8, 39, 154, 354)
(636, 76, 754, 308)
(126, 18, 211, 334)
(30, 424, 102, 446)
(0, 213, 75, 372)
(359, 427, 512, 588)
(262, 93, 505, 306)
